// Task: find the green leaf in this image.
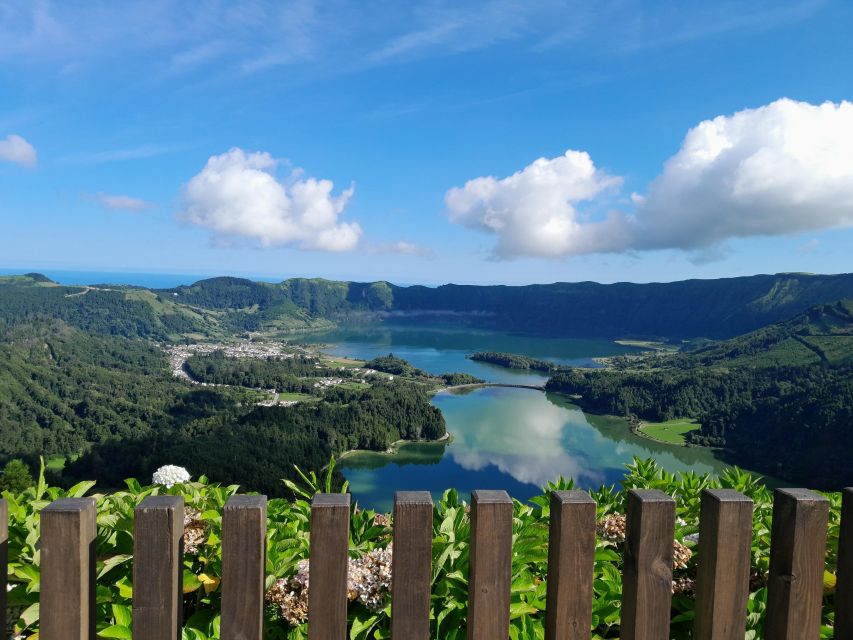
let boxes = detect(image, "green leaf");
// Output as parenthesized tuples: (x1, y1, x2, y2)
(66, 481, 96, 498)
(112, 603, 132, 627)
(98, 625, 133, 639)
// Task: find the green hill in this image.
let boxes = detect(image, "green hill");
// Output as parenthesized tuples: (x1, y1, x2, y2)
(161, 272, 853, 339)
(678, 299, 853, 367)
(6, 271, 853, 340)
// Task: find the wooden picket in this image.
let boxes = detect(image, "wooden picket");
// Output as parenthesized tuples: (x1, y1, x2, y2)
(10, 485, 852, 638)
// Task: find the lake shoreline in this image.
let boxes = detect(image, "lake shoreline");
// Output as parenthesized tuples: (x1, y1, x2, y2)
(336, 431, 454, 462)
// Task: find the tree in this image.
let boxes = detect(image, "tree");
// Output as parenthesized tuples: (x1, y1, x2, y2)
(0, 459, 34, 493)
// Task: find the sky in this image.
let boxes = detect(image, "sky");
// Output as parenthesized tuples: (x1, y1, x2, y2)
(1, 0, 852, 286)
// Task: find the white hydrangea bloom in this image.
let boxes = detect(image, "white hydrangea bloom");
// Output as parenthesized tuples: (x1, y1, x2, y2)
(152, 465, 191, 488)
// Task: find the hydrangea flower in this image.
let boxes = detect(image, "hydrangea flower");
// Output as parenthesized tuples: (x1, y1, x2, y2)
(152, 465, 191, 488)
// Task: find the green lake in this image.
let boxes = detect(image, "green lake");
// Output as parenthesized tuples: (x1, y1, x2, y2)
(298, 324, 740, 512)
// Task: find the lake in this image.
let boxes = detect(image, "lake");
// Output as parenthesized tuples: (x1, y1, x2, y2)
(298, 324, 738, 511)
(293, 324, 636, 384)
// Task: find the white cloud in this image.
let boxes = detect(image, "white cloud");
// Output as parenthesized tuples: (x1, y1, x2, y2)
(90, 192, 152, 212)
(180, 148, 361, 252)
(0, 134, 37, 167)
(445, 150, 624, 259)
(369, 241, 434, 258)
(634, 98, 853, 250)
(447, 99, 853, 259)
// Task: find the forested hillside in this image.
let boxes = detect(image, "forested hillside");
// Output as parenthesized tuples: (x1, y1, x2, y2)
(162, 272, 853, 339)
(0, 316, 445, 495)
(6, 271, 852, 340)
(544, 301, 853, 487)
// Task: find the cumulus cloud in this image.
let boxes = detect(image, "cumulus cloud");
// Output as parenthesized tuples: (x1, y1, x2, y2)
(0, 134, 37, 167)
(90, 192, 152, 212)
(445, 150, 624, 259)
(634, 98, 853, 250)
(446, 98, 853, 259)
(180, 148, 361, 252)
(369, 240, 434, 258)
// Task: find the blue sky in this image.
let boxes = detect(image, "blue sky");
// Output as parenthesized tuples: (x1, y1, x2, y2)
(1, 0, 852, 285)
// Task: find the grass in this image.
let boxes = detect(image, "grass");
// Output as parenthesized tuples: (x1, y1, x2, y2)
(337, 381, 372, 390)
(321, 357, 366, 367)
(614, 339, 678, 352)
(638, 418, 700, 445)
(278, 392, 314, 402)
(45, 456, 68, 471)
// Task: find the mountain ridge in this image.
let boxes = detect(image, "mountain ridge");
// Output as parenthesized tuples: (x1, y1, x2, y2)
(162, 271, 853, 339)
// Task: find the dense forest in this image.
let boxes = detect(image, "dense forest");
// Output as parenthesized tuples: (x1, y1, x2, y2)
(0, 277, 447, 494)
(161, 272, 853, 339)
(3, 272, 853, 490)
(365, 353, 429, 377)
(7, 271, 853, 342)
(469, 351, 565, 372)
(65, 382, 445, 496)
(542, 301, 853, 486)
(184, 352, 343, 392)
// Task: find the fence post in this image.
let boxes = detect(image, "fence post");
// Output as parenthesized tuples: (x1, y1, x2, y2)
(0, 499, 7, 622)
(467, 490, 513, 640)
(392, 491, 433, 640)
(620, 489, 675, 640)
(835, 487, 853, 638)
(693, 489, 753, 640)
(545, 490, 596, 640)
(309, 493, 351, 640)
(40, 497, 97, 640)
(222, 494, 268, 640)
(133, 495, 184, 640)
(765, 488, 829, 640)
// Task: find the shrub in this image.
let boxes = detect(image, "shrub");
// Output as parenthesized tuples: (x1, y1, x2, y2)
(3, 458, 844, 639)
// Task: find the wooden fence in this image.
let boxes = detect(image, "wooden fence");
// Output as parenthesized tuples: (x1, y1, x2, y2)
(6, 486, 853, 639)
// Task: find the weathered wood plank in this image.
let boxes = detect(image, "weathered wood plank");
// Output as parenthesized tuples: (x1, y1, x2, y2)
(0, 499, 7, 623)
(620, 489, 675, 640)
(545, 490, 596, 640)
(467, 490, 513, 640)
(40, 497, 97, 640)
(693, 489, 753, 640)
(133, 495, 184, 640)
(837, 487, 853, 639)
(222, 494, 268, 640)
(391, 491, 433, 640)
(765, 488, 829, 640)
(309, 493, 351, 640)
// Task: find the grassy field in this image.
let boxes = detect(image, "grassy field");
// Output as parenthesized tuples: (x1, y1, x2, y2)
(337, 381, 372, 390)
(277, 392, 315, 403)
(638, 418, 700, 445)
(321, 357, 366, 367)
(45, 456, 68, 471)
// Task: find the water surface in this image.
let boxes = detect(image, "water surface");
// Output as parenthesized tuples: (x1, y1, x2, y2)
(341, 389, 737, 512)
(294, 324, 638, 384)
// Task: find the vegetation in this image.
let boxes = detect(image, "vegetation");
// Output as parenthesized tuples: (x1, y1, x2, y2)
(638, 419, 700, 445)
(4, 459, 848, 639)
(365, 353, 429, 377)
(469, 351, 565, 372)
(0, 275, 215, 340)
(0, 459, 33, 493)
(0, 311, 445, 496)
(440, 372, 486, 386)
(159, 272, 853, 339)
(61, 382, 444, 497)
(545, 301, 853, 487)
(184, 352, 343, 393)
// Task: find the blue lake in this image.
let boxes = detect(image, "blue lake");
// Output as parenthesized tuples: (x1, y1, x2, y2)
(297, 325, 737, 512)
